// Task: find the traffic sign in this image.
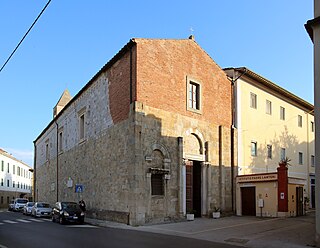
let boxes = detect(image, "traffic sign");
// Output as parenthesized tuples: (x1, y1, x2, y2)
(75, 184, 83, 193)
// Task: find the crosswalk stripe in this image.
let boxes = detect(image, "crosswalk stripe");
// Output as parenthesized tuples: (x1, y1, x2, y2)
(3, 220, 18, 224)
(28, 219, 43, 222)
(16, 219, 31, 223)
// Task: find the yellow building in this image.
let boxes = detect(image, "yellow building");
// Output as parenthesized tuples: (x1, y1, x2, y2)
(225, 67, 315, 216)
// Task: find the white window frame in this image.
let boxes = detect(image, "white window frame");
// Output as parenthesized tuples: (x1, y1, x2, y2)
(186, 77, 202, 114)
(251, 141, 257, 157)
(266, 100, 272, 115)
(298, 115, 303, 127)
(299, 152, 303, 165)
(280, 106, 285, 120)
(250, 93, 257, 109)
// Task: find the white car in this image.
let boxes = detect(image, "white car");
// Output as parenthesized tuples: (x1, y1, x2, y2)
(23, 202, 34, 215)
(13, 198, 28, 212)
(32, 202, 52, 218)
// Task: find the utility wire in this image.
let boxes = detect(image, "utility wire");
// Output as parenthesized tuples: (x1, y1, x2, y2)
(0, 0, 52, 73)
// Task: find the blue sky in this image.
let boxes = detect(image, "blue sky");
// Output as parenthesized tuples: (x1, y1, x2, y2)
(0, 1, 313, 166)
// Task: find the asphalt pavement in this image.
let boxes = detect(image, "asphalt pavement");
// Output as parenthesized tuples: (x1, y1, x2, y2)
(85, 210, 316, 248)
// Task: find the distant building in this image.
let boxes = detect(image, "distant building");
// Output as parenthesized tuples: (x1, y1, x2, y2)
(34, 37, 236, 225)
(0, 148, 33, 208)
(225, 67, 314, 217)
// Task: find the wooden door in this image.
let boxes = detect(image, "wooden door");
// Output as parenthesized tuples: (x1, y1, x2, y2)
(296, 187, 304, 216)
(241, 187, 256, 216)
(186, 161, 193, 213)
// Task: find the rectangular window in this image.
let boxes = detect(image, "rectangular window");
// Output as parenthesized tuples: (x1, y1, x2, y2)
(251, 141, 257, 156)
(151, 174, 164, 195)
(7, 180, 9, 187)
(17, 166, 20, 176)
(13, 181, 15, 188)
(59, 131, 63, 152)
(266, 100, 272, 115)
(267, 144, 272, 159)
(298, 115, 303, 127)
(281, 148, 286, 161)
(188, 80, 201, 111)
(0, 196, 3, 204)
(250, 93, 257, 109)
(13, 165, 15, 174)
(311, 155, 315, 167)
(299, 152, 303, 165)
(280, 106, 285, 120)
(311, 121, 314, 132)
(280, 107, 286, 120)
(45, 143, 49, 161)
(79, 114, 85, 140)
(7, 163, 9, 173)
(1, 179, 3, 186)
(1, 161, 3, 171)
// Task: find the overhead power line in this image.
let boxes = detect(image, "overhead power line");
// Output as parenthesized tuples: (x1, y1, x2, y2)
(0, 0, 52, 73)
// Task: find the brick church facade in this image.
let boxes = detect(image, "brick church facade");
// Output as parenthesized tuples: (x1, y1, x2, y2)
(34, 37, 236, 225)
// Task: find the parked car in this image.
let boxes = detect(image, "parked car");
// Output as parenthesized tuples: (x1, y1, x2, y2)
(13, 198, 28, 212)
(23, 202, 34, 215)
(32, 202, 52, 218)
(52, 202, 84, 224)
(8, 200, 14, 211)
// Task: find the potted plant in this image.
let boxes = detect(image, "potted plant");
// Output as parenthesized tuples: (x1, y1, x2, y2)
(212, 207, 221, 219)
(279, 157, 291, 167)
(186, 210, 196, 221)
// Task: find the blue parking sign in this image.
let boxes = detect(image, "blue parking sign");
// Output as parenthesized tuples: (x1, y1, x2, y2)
(75, 184, 83, 193)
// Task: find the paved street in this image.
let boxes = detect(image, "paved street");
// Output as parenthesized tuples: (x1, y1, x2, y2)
(0, 210, 238, 248)
(86, 211, 316, 248)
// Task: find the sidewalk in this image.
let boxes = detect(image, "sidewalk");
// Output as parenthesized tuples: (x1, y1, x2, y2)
(85, 211, 316, 248)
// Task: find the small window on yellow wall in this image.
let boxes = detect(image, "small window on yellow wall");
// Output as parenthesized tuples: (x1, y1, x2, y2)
(187, 77, 202, 113)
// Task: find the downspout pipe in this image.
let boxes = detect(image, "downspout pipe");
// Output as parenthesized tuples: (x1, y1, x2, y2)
(33, 142, 37, 202)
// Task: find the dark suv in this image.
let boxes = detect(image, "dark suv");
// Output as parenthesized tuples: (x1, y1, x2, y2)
(52, 202, 84, 224)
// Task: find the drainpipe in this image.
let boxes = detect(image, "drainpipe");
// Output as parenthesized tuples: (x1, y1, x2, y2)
(55, 121, 59, 202)
(33, 142, 37, 202)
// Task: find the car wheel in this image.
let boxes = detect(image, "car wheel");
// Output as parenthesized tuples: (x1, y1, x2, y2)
(59, 217, 65, 225)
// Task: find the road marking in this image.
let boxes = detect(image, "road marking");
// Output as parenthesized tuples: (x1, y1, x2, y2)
(3, 220, 18, 224)
(16, 219, 31, 223)
(66, 225, 99, 228)
(42, 218, 52, 222)
(28, 219, 43, 222)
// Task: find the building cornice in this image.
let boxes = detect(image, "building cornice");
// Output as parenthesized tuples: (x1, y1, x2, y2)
(225, 67, 314, 113)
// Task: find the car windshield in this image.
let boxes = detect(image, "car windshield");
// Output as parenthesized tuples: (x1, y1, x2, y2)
(61, 202, 80, 210)
(17, 199, 28, 204)
(38, 203, 50, 208)
(27, 202, 34, 207)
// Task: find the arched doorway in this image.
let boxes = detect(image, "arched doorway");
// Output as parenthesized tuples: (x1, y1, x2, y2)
(184, 130, 205, 217)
